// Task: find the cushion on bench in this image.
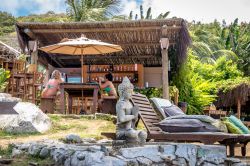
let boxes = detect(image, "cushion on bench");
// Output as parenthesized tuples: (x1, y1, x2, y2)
(222, 117, 244, 134)
(161, 106, 185, 117)
(157, 118, 221, 133)
(229, 115, 250, 134)
(150, 97, 175, 118)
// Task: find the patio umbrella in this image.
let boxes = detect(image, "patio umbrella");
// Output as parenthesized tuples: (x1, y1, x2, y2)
(39, 35, 123, 82)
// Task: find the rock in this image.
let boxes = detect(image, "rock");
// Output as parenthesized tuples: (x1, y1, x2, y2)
(11, 148, 23, 158)
(39, 147, 50, 159)
(12, 141, 246, 166)
(172, 157, 187, 166)
(200, 162, 217, 166)
(84, 151, 105, 165)
(97, 139, 112, 144)
(232, 163, 248, 166)
(51, 148, 71, 166)
(127, 159, 139, 166)
(136, 157, 153, 166)
(119, 146, 163, 163)
(197, 145, 226, 165)
(225, 157, 241, 164)
(160, 154, 176, 163)
(87, 145, 101, 152)
(19, 143, 31, 151)
(0, 102, 51, 133)
(82, 138, 96, 143)
(0, 93, 21, 102)
(160, 145, 176, 155)
(65, 134, 82, 143)
(175, 144, 197, 166)
(28, 144, 45, 156)
(102, 156, 127, 166)
(70, 151, 87, 166)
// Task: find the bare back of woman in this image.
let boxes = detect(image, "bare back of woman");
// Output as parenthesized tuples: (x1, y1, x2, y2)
(41, 70, 63, 98)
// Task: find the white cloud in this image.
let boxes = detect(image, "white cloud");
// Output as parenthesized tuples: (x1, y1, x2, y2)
(0, 0, 66, 16)
(121, 0, 250, 23)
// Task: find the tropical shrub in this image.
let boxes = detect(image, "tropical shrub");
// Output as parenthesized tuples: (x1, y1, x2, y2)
(134, 86, 179, 103)
(172, 61, 216, 114)
(0, 68, 10, 92)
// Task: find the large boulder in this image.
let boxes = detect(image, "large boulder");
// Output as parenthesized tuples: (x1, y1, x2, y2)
(0, 102, 51, 133)
(0, 93, 21, 102)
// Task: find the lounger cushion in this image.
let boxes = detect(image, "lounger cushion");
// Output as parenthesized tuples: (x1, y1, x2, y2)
(229, 115, 250, 134)
(157, 118, 220, 132)
(222, 117, 244, 134)
(161, 106, 185, 117)
(150, 98, 172, 118)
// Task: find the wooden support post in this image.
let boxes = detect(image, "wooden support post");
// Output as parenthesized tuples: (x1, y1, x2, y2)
(160, 38, 170, 99)
(237, 99, 241, 119)
(31, 50, 38, 65)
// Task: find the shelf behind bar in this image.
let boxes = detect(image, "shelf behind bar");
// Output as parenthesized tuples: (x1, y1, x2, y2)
(87, 71, 138, 74)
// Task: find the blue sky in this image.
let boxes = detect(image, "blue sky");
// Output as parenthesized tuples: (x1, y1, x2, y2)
(0, 0, 250, 23)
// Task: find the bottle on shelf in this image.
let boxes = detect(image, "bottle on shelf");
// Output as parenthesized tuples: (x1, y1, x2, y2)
(124, 65, 127, 71)
(135, 64, 138, 71)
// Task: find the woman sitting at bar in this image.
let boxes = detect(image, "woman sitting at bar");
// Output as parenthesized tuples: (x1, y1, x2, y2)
(98, 72, 117, 113)
(99, 72, 117, 97)
(41, 70, 63, 98)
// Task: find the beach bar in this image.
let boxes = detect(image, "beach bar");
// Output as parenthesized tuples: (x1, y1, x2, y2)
(15, 19, 191, 114)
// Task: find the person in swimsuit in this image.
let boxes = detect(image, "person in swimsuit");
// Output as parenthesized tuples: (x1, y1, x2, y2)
(41, 70, 63, 98)
(98, 72, 117, 112)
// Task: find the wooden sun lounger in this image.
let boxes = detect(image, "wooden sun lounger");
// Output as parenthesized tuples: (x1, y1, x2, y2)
(101, 93, 250, 157)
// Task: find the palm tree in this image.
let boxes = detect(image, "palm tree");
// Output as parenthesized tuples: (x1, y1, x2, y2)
(129, 5, 170, 20)
(65, 0, 121, 21)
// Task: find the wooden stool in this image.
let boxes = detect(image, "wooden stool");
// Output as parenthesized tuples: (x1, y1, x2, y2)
(40, 97, 55, 114)
(100, 98, 117, 115)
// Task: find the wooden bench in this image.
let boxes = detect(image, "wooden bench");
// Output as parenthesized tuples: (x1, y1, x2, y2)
(40, 97, 55, 114)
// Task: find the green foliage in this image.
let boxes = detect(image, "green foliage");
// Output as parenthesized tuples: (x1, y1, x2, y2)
(174, 28, 247, 114)
(0, 144, 14, 157)
(65, 0, 121, 21)
(0, 68, 10, 92)
(172, 53, 217, 114)
(129, 5, 170, 20)
(0, 11, 16, 36)
(189, 19, 250, 76)
(217, 77, 250, 92)
(17, 11, 70, 22)
(134, 86, 179, 102)
(135, 87, 162, 98)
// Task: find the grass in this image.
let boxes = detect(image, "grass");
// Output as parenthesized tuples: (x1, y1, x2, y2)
(0, 114, 118, 165)
(0, 114, 117, 148)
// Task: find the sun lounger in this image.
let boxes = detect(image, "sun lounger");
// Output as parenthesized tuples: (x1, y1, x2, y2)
(101, 93, 250, 157)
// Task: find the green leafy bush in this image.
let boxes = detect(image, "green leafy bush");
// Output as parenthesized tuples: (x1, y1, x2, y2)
(0, 68, 10, 92)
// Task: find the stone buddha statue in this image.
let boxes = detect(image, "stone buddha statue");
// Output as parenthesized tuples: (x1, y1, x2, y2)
(116, 77, 147, 145)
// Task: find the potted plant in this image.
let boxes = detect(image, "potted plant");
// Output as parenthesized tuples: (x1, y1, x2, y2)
(0, 68, 10, 92)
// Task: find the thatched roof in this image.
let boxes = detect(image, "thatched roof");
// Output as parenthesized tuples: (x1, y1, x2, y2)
(0, 40, 20, 60)
(215, 83, 250, 108)
(15, 18, 191, 68)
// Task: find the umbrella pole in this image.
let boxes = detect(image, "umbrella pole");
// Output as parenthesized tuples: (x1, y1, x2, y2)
(81, 53, 84, 113)
(81, 55, 83, 83)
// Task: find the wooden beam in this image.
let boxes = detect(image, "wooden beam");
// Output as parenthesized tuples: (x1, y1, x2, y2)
(24, 28, 37, 39)
(31, 26, 182, 34)
(57, 55, 158, 60)
(160, 37, 170, 99)
(50, 57, 64, 68)
(237, 99, 241, 119)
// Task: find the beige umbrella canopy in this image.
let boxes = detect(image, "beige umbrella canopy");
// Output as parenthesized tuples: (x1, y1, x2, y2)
(39, 35, 123, 82)
(39, 35, 122, 55)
